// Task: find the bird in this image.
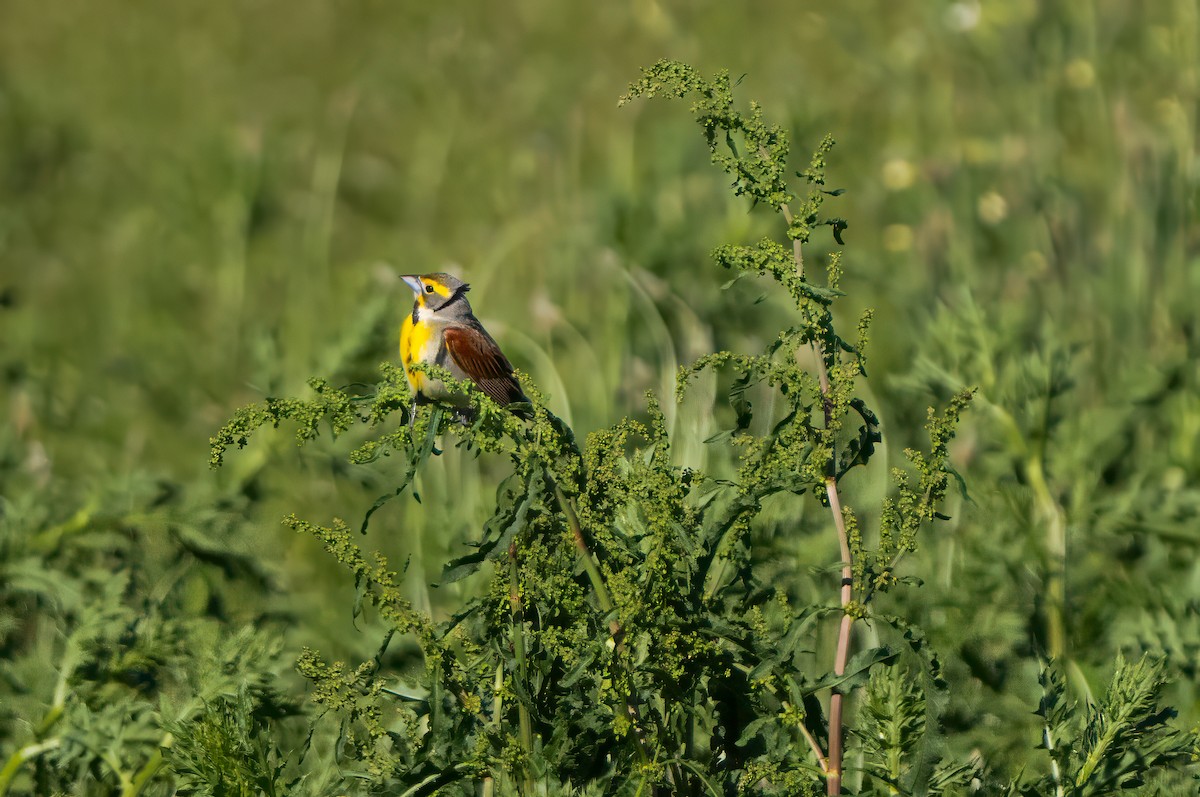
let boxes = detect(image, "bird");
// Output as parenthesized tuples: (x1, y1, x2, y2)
(398, 272, 528, 424)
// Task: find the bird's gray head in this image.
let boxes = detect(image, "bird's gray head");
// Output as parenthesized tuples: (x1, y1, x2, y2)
(400, 272, 471, 313)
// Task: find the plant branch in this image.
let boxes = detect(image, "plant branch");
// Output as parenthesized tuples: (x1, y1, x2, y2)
(775, 181, 855, 795)
(122, 735, 172, 797)
(554, 483, 617, 618)
(986, 397, 1066, 659)
(0, 738, 62, 796)
(551, 481, 656, 774)
(508, 541, 535, 795)
(777, 202, 806, 279)
(484, 662, 504, 797)
(1026, 453, 1066, 659)
(1043, 716, 1065, 797)
(824, 478, 855, 795)
(795, 705, 831, 774)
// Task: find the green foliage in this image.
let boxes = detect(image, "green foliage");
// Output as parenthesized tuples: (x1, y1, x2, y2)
(208, 376, 363, 470)
(195, 61, 988, 796)
(855, 666, 976, 796)
(5, 4, 1200, 796)
(165, 688, 295, 797)
(1028, 655, 1198, 796)
(621, 61, 794, 211)
(0, 477, 298, 796)
(184, 56, 1200, 797)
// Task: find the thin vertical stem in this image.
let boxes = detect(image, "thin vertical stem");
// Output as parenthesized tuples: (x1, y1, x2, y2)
(989, 399, 1066, 659)
(509, 542, 534, 795)
(483, 662, 504, 797)
(776, 187, 855, 794)
(825, 480, 854, 796)
(122, 736, 171, 797)
(1027, 454, 1066, 659)
(550, 479, 663, 789)
(1043, 715, 1065, 797)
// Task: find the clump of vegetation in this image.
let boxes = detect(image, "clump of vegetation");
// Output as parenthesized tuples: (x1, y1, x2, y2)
(0, 478, 300, 796)
(3, 33, 1198, 795)
(196, 61, 1192, 796)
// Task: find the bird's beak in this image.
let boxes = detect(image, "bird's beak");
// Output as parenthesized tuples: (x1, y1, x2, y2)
(400, 275, 423, 295)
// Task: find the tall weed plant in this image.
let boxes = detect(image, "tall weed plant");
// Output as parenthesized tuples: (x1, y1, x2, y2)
(3, 40, 1197, 793)
(201, 62, 1193, 796)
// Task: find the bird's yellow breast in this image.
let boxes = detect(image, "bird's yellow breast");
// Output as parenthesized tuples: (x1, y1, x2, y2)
(400, 313, 436, 393)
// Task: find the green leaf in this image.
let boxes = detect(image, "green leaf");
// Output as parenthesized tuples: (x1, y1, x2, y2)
(807, 646, 899, 696)
(439, 468, 543, 584)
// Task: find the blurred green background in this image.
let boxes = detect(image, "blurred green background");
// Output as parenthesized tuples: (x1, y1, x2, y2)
(2, 0, 1198, 783)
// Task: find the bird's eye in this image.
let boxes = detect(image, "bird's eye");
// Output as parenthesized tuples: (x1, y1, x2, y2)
(424, 284, 435, 293)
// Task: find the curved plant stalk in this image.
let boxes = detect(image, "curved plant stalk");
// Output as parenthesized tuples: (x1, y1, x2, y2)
(0, 666, 72, 797)
(985, 396, 1067, 659)
(0, 739, 62, 796)
(551, 482, 657, 774)
(508, 541, 535, 795)
(122, 736, 171, 797)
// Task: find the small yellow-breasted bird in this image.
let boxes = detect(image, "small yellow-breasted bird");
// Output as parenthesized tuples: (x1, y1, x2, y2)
(399, 272, 527, 422)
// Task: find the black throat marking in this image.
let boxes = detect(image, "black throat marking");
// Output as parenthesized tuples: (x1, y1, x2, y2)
(414, 284, 469, 323)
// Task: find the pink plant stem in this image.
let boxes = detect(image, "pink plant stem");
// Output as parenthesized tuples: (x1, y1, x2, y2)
(825, 476, 854, 796)
(777, 186, 854, 794)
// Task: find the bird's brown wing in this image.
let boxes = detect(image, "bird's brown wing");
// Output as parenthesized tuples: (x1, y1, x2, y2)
(443, 325, 527, 407)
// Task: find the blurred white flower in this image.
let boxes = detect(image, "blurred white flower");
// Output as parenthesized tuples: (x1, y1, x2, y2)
(977, 191, 1008, 225)
(1064, 58, 1095, 89)
(881, 158, 917, 191)
(946, 1, 981, 31)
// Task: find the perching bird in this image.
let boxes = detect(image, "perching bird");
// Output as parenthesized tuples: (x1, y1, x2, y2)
(399, 272, 528, 422)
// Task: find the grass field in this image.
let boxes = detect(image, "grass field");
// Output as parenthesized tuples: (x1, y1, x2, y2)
(2, 2, 1198, 794)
